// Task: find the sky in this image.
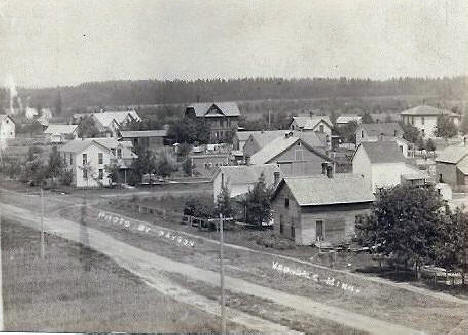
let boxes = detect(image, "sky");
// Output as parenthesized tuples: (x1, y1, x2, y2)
(1, 0, 468, 88)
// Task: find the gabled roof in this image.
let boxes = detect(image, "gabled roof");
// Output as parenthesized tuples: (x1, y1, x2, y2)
(186, 102, 240, 117)
(360, 123, 402, 137)
(248, 130, 289, 149)
(247, 130, 326, 151)
(336, 115, 362, 124)
(44, 124, 78, 135)
(400, 105, 460, 117)
(92, 110, 141, 128)
(250, 133, 330, 165)
(0, 114, 15, 124)
(436, 145, 468, 164)
(456, 156, 468, 175)
(236, 131, 257, 142)
(58, 137, 133, 154)
(357, 141, 406, 164)
(292, 116, 333, 130)
(213, 164, 281, 185)
(120, 130, 167, 138)
(273, 174, 374, 206)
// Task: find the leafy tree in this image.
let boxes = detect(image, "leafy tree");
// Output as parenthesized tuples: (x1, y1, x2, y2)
(155, 151, 177, 177)
(182, 158, 192, 176)
(129, 146, 157, 184)
(424, 138, 436, 152)
(177, 143, 193, 158)
(435, 114, 458, 138)
(401, 123, 420, 144)
(336, 121, 358, 143)
(362, 112, 374, 124)
(356, 184, 446, 279)
(216, 184, 234, 218)
(167, 117, 210, 144)
(105, 161, 122, 184)
(59, 169, 74, 186)
(434, 208, 467, 284)
(241, 173, 272, 227)
(46, 146, 64, 179)
(78, 116, 101, 138)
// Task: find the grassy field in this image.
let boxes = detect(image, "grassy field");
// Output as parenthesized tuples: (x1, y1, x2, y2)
(1, 217, 242, 332)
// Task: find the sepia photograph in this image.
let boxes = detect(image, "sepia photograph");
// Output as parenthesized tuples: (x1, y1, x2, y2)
(0, 0, 467, 334)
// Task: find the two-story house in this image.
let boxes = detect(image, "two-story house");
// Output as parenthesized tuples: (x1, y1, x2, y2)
(290, 116, 333, 149)
(185, 102, 240, 142)
(400, 105, 461, 138)
(58, 138, 137, 187)
(355, 123, 409, 157)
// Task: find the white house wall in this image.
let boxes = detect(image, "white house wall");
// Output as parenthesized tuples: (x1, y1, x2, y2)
(74, 144, 112, 188)
(0, 118, 15, 140)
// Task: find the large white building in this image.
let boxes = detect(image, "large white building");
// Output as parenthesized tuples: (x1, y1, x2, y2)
(352, 141, 428, 193)
(58, 138, 137, 188)
(400, 105, 461, 138)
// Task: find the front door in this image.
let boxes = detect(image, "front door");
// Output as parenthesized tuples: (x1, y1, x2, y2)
(316, 220, 323, 241)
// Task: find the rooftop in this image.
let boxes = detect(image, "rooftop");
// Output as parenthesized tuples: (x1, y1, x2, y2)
(276, 174, 374, 206)
(400, 105, 459, 117)
(44, 124, 78, 134)
(359, 141, 406, 164)
(186, 102, 240, 117)
(436, 144, 468, 164)
(292, 116, 333, 129)
(336, 115, 362, 124)
(214, 164, 281, 185)
(59, 137, 133, 153)
(120, 129, 167, 138)
(92, 110, 140, 128)
(360, 123, 402, 137)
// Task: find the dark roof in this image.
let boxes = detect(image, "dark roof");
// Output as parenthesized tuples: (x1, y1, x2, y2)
(359, 141, 406, 164)
(186, 102, 240, 117)
(360, 123, 402, 137)
(120, 130, 167, 138)
(273, 174, 374, 206)
(436, 145, 468, 164)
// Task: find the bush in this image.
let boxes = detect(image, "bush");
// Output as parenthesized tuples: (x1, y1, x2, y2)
(60, 169, 74, 186)
(184, 197, 216, 218)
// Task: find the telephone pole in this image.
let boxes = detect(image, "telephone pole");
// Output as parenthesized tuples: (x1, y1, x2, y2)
(0, 205, 4, 330)
(40, 187, 45, 258)
(219, 213, 226, 334)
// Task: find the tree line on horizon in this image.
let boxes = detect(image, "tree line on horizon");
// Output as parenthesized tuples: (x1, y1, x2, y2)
(1, 76, 467, 114)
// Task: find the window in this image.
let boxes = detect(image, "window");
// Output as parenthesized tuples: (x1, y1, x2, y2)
(111, 149, 116, 156)
(400, 145, 404, 153)
(117, 149, 122, 159)
(82, 154, 87, 165)
(393, 129, 398, 137)
(295, 149, 303, 161)
(291, 218, 295, 239)
(362, 130, 364, 138)
(98, 153, 103, 164)
(279, 215, 283, 234)
(319, 125, 324, 133)
(83, 169, 88, 179)
(69, 154, 73, 165)
(284, 198, 289, 208)
(98, 169, 103, 180)
(421, 129, 425, 137)
(421, 117, 424, 125)
(316, 220, 323, 241)
(220, 119, 224, 127)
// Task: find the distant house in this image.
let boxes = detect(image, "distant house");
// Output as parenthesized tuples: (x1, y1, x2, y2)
(0, 115, 15, 141)
(335, 115, 362, 127)
(243, 130, 327, 159)
(91, 110, 142, 137)
(436, 144, 468, 189)
(290, 116, 333, 135)
(24, 107, 39, 120)
(249, 131, 332, 177)
(58, 138, 137, 188)
(352, 141, 426, 193)
(44, 124, 79, 143)
(400, 105, 461, 138)
(271, 174, 374, 246)
(185, 102, 240, 142)
(120, 130, 167, 152)
(355, 123, 403, 145)
(233, 131, 256, 151)
(191, 154, 230, 178)
(212, 164, 281, 203)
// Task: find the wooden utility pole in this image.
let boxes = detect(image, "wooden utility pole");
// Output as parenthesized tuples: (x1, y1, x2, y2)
(40, 187, 45, 258)
(0, 206, 4, 330)
(219, 213, 226, 334)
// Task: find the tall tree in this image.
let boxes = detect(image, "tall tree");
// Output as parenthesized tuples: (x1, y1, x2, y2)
(435, 114, 458, 138)
(77, 116, 100, 138)
(241, 173, 272, 227)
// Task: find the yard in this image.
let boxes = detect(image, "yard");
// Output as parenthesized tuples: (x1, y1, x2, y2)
(1, 217, 242, 332)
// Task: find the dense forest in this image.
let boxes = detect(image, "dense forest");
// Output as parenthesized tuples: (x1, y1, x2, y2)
(1, 77, 467, 115)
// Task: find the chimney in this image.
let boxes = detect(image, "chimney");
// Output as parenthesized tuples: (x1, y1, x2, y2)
(326, 165, 334, 178)
(321, 162, 327, 175)
(464, 136, 466, 146)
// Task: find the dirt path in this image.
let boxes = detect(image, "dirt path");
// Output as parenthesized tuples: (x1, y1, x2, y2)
(0, 202, 424, 335)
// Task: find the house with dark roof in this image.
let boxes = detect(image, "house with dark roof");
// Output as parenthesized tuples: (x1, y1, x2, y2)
(58, 138, 137, 188)
(185, 102, 240, 142)
(249, 131, 332, 177)
(436, 144, 468, 189)
(352, 141, 426, 193)
(355, 123, 403, 145)
(212, 164, 281, 203)
(119, 129, 167, 152)
(271, 174, 374, 246)
(400, 105, 461, 138)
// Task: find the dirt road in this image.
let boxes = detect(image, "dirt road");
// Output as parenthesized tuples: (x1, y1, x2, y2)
(1, 201, 424, 335)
